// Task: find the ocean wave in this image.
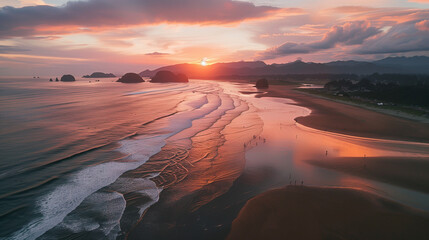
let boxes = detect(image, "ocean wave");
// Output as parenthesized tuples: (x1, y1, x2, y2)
(7, 82, 229, 239)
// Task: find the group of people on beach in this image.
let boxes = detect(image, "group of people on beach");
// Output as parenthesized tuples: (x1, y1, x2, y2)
(243, 134, 307, 186)
(243, 135, 266, 148)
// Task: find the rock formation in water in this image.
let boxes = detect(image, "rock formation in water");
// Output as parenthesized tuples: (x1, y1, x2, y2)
(83, 72, 116, 78)
(61, 74, 76, 82)
(55, 77, 59, 82)
(255, 78, 269, 89)
(176, 73, 189, 83)
(49, 78, 53, 82)
(150, 71, 189, 83)
(117, 73, 145, 83)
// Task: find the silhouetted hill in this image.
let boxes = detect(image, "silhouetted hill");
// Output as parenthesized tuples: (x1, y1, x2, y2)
(373, 56, 429, 66)
(213, 61, 267, 69)
(117, 73, 144, 83)
(60, 74, 75, 82)
(150, 71, 189, 83)
(373, 56, 429, 74)
(83, 72, 116, 78)
(140, 56, 429, 79)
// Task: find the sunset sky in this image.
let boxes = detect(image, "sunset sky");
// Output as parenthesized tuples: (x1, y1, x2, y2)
(0, 0, 428, 76)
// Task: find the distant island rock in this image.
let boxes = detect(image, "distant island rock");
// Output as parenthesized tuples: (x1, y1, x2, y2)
(83, 72, 116, 78)
(255, 78, 269, 89)
(61, 74, 76, 82)
(176, 73, 189, 83)
(150, 71, 189, 83)
(117, 73, 145, 83)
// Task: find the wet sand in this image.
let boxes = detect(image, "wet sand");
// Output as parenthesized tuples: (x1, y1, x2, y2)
(257, 85, 429, 143)
(127, 86, 264, 240)
(227, 185, 429, 240)
(127, 81, 429, 239)
(127, 158, 284, 240)
(307, 156, 429, 194)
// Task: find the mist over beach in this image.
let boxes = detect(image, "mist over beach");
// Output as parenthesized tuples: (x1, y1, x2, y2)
(1, 0, 429, 239)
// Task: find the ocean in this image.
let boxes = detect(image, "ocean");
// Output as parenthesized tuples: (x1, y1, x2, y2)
(1, 77, 429, 239)
(0, 77, 263, 239)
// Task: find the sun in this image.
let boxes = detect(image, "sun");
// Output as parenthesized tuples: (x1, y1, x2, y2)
(200, 58, 208, 66)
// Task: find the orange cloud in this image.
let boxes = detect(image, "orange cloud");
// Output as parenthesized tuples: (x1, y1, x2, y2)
(346, 8, 429, 25)
(0, 0, 282, 38)
(0, 53, 88, 61)
(327, 6, 377, 13)
(416, 20, 429, 31)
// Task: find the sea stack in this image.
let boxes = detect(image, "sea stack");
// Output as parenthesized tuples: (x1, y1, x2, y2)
(150, 71, 189, 83)
(83, 72, 116, 78)
(176, 73, 189, 83)
(60, 74, 76, 82)
(49, 78, 53, 82)
(255, 78, 269, 89)
(117, 73, 144, 83)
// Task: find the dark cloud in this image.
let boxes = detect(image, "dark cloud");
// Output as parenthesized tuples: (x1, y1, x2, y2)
(0, 0, 278, 37)
(145, 52, 169, 56)
(0, 45, 29, 53)
(258, 21, 381, 60)
(354, 19, 429, 54)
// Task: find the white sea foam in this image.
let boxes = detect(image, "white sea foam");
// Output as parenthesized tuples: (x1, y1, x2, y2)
(42, 191, 126, 239)
(110, 177, 162, 216)
(37, 176, 161, 240)
(8, 82, 229, 240)
(10, 160, 145, 240)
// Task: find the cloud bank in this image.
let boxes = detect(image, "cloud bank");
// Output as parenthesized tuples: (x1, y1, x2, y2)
(258, 21, 381, 59)
(0, 0, 279, 37)
(258, 8, 429, 60)
(355, 19, 429, 54)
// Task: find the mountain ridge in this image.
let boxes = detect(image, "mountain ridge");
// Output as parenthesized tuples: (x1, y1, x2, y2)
(139, 56, 429, 79)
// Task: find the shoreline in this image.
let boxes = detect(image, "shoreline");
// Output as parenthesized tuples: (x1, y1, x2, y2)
(253, 84, 429, 143)
(307, 156, 429, 194)
(127, 80, 429, 239)
(296, 88, 429, 123)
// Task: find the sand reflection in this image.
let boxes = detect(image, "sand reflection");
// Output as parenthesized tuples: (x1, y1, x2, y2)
(224, 82, 429, 211)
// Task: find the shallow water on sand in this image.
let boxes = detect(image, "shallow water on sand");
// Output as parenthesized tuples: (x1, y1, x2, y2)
(235, 86, 429, 211)
(1, 77, 429, 239)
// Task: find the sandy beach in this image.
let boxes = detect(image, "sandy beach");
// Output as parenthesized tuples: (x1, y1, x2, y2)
(307, 156, 429, 194)
(125, 81, 429, 239)
(225, 81, 429, 240)
(257, 84, 429, 143)
(228, 185, 429, 240)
